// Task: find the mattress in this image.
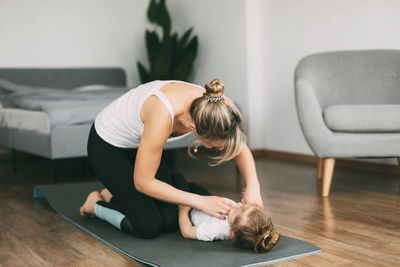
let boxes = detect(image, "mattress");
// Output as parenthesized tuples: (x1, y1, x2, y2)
(0, 108, 51, 134)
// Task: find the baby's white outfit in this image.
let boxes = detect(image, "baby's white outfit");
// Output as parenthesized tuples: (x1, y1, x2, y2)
(190, 198, 237, 241)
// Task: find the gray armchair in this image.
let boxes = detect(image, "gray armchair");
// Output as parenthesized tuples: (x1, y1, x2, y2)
(294, 50, 400, 197)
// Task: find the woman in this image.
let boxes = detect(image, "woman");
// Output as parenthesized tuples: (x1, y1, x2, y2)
(79, 79, 263, 239)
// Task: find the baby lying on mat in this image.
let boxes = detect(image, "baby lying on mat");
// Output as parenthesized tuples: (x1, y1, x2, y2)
(179, 198, 280, 253)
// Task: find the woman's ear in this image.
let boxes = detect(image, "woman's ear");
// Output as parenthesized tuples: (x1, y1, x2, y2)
(189, 121, 196, 132)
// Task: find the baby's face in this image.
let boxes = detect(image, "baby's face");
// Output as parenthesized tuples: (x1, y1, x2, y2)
(228, 202, 250, 225)
(227, 204, 264, 238)
(228, 203, 265, 225)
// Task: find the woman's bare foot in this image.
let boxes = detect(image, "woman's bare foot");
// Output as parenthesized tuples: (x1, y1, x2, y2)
(79, 191, 103, 218)
(100, 188, 113, 203)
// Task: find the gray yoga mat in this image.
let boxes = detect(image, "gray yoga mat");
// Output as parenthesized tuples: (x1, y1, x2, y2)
(33, 182, 321, 267)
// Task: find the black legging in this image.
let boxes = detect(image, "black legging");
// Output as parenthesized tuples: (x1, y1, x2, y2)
(87, 125, 210, 239)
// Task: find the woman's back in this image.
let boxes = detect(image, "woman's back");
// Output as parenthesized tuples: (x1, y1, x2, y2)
(95, 80, 194, 148)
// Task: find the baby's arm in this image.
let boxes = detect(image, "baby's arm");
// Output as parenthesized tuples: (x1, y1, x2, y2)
(178, 205, 197, 239)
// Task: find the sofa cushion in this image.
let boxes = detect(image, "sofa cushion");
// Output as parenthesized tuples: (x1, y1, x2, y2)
(324, 105, 400, 133)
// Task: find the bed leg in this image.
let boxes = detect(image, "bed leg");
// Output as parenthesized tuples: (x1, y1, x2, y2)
(82, 157, 87, 174)
(52, 160, 58, 184)
(11, 149, 17, 174)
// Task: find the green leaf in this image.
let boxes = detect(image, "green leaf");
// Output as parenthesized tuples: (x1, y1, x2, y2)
(147, 0, 157, 24)
(145, 30, 160, 68)
(172, 28, 193, 66)
(137, 61, 151, 83)
(172, 37, 198, 81)
(154, 37, 173, 78)
(157, 0, 171, 37)
(171, 32, 179, 68)
(171, 32, 178, 45)
(184, 36, 198, 60)
(172, 51, 195, 80)
(178, 28, 193, 52)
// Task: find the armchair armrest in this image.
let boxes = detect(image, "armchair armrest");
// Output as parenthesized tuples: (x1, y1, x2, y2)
(295, 79, 333, 156)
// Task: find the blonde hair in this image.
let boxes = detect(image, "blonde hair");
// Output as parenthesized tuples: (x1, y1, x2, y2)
(230, 204, 280, 253)
(188, 78, 246, 166)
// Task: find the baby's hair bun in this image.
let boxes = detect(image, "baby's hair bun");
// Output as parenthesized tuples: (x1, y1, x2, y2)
(204, 79, 225, 97)
(262, 230, 280, 252)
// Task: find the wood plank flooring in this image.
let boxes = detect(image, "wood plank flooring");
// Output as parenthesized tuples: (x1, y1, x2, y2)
(0, 151, 399, 266)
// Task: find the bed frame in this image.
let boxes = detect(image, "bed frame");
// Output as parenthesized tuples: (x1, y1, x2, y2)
(0, 68, 127, 181)
(0, 68, 244, 190)
(0, 68, 195, 182)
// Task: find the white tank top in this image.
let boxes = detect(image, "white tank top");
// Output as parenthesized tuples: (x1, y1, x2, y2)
(190, 198, 237, 241)
(94, 80, 201, 148)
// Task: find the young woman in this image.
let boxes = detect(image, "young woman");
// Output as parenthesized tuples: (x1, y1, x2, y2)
(80, 79, 263, 239)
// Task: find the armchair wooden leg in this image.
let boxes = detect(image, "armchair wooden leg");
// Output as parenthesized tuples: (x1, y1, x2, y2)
(317, 158, 323, 179)
(322, 158, 335, 197)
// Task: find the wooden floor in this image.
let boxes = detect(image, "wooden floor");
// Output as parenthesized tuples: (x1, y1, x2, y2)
(1, 151, 400, 266)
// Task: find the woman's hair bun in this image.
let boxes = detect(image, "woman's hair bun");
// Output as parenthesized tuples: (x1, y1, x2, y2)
(204, 79, 225, 97)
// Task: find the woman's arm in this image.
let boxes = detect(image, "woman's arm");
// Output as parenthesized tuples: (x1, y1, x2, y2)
(134, 103, 199, 207)
(234, 144, 263, 208)
(178, 206, 197, 239)
(134, 96, 233, 218)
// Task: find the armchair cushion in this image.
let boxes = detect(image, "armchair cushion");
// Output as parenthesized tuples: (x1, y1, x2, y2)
(324, 104, 400, 133)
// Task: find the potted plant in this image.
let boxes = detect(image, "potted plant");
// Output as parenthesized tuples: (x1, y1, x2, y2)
(137, 0, 198, 83)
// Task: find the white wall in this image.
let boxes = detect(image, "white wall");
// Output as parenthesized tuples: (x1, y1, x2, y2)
(168, 0, 248, 121)
(0, 0, 248, 151)
(245, 0, 267, 148)
(0, 0, 247, 108)
(253, 0, 400, 163)
(2, 0, 400, 162)
(0, 0, 148, 85)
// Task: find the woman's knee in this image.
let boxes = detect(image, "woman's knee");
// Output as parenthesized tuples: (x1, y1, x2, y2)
(138, 222, 163, 239)
(161, 206, 179, 233)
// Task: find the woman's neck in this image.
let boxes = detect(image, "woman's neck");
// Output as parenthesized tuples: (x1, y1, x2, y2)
(172, 109, 193, 136)
(174, 87, 203, 128)
(162, 82, 203, 135)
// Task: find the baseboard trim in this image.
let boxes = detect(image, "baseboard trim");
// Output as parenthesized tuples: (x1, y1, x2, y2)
(251, 149, 400, 175)
(2, 148, 399, 175)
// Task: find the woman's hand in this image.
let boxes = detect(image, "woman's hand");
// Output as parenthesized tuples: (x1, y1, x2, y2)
(234, 144, 264, 208)
(241, 186, 263, 208)
(197, 195, 235, 220)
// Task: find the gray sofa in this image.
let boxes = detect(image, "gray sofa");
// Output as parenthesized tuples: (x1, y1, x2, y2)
(294, 50, 400, 197)
(0, 68, 194, 181)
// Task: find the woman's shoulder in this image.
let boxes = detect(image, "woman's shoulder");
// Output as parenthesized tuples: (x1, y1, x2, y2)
(141, 96, 172, 127)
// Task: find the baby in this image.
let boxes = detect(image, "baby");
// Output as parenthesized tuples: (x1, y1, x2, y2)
(179, 200, 280, 253)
